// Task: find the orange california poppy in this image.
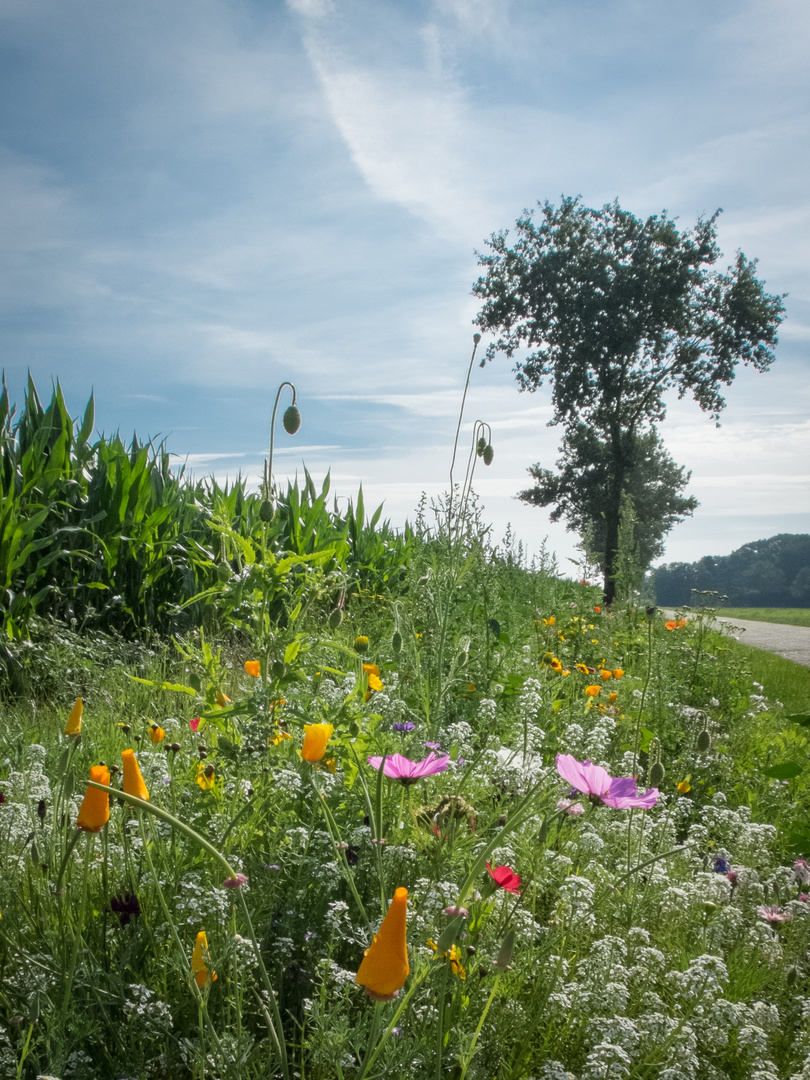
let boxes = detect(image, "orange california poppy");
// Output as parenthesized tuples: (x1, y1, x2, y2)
(244, 660, 261, 678)
(356, 887, 409, 1000)
(584, 685, 601, 696)
(301, 723, 334, 762)
(121, 749, 149, 801)
(609, 691, 618, 704)
(600, 669, 612, 681)
(77, 765, 110, 832)
(612, 669, 624, 679)
(63, 697, 83, 737)
(192, 930, 217, 988)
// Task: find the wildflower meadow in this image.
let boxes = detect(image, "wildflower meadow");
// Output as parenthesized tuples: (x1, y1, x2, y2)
(1, 373, 809, 1080)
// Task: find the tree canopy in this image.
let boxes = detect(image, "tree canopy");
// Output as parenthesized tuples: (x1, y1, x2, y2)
(473, 196, 785, 602)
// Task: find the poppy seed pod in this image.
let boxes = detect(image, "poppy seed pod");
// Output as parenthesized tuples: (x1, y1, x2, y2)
(483, 444, 494, 466)
(696, 728, 712, 752)
(328, 608, 343, 630)
(282, 404, 301, 435)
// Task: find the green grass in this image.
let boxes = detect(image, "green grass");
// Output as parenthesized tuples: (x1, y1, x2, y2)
(721, 636, 810, 713)
(719, 607, 810, 627)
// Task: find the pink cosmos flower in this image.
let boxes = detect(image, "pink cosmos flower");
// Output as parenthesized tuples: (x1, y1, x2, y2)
(757, 904, 792, 923)
(486, 862, 521, 895)
(367, 751, 449, 786)
(555, 753, 659, 810)
(557, 798, 586, 817)
(792, 858, 810, 886)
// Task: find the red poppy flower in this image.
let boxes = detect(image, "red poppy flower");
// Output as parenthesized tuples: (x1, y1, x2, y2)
(486, 861, 521, 895)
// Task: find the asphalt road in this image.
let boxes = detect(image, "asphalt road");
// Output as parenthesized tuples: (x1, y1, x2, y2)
(709, 614, 810, 668)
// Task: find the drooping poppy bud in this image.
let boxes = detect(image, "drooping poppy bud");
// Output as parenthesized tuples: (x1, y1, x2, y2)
(63, 697, 83, 737)
(356, 887, 409, 1000)
(282, 404, 302, 435)
(77, 765, 110, 832)
(121, 749, 149, 801)
(482, 444, 494, 466)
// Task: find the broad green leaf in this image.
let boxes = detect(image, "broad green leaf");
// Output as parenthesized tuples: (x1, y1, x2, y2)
(284, 640, 302, 664)
(763, 762, 802, 780)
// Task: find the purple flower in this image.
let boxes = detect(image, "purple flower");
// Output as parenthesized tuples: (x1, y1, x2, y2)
(223, 873, 249, 889)
(713, 857, 731, 874)
(555, 753, 659, 810)
(367, 751, 450, 786)
(425, 742, 442, 750)
(792, 858, 810, 886)
(757, 904, 792, 923)
(392, 721, 416, 732)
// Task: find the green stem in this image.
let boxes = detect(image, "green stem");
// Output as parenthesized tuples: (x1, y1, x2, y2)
(60, 831, 94, 1024)
(434, 959, 450, 1080)
(458, 974, 501, 1080)
(632, 616, 655, 773)
(353, 966, 432, 1080)
(356, 1001, 384, 1079)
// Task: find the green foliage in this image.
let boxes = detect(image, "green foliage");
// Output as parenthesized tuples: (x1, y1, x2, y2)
(651, 533, 810, 607)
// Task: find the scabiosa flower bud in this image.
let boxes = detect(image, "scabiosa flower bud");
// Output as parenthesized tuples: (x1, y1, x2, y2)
(282, 404, 301, 435)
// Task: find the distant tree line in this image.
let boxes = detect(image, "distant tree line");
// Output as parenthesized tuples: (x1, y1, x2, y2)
(650, 534, 810, 607)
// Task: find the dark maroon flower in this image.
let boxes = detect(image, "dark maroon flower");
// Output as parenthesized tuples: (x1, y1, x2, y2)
(110, 892, 141, 926)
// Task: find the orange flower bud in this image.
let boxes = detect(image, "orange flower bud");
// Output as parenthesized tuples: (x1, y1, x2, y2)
(301, 723, 334, 762)
(63, 697, 83, 737)
(356, 887, 409, 1000)
(121, 749, 149, 801)
(77, 765, 110, 832)
(192, 930, 217, 988)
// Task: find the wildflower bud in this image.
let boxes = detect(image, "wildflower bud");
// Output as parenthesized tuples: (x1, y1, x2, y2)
(199, 750, 207, 760)
(353, 635, 369, 654)
(443, 906, 469, 918)
(283, 404, 302, 435)
(349, 722, 360, 737)
(648, 761, 665, 787)
(259, 499, 275, 523)
(134, 735, 141, 743)
(476, 435, 487, 457)
(328, 608, 343, 629)
(37, 799, 46, 823)
(170, 742, 181, 753)
(392, 630, 403, 654)
(498, 814, 507, 827)
(483, 444, 494, 466)
(466, 945, 476, 956)
(645, 605, 657, 617)
(120, 724, 131, 734)
(493, 928, 515, 971)
(702, 901, 717, 915)
(436, 916, 464, 953)
(473, 332, 481, 345)
(696, 729, 712, 752)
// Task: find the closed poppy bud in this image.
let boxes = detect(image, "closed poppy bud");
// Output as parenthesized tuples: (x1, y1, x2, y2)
(149, 725, 166, 744)
(696, 729, 712, 752)
(259, 498, 275, 523)
(302, 723, 334, 762)
(244, 660, 261, 678)
(328, 608, 343, 629)
(476, 435, 487, 457)
(392, 630, 403, 654)
(63, 697, 83, 737)
(483, 444, 494, 466)
(192, 930, 217, 988)
(282, 404, 301, 435)
(121, 749, 149, 801)
(77, 765, 110, 832)
(493, 927, 515, 970)
(648, 761, 665, 787)
(356, 887, 409, 1000)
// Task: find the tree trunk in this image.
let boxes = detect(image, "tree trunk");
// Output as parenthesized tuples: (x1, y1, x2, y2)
(602, 427, 630, 606)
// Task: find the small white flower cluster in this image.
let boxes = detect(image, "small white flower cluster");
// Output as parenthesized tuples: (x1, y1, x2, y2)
(124, 983, 174, 1037)
(477, 698, 498, 723)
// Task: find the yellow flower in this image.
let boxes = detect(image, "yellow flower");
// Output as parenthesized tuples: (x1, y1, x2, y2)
(550, 658, 563, 672)
(77, 765, 110, 832)
(272, 728, 293, 746)
(427, 939, 466, 980)
(584, 685, 601, 697)
(609, 691, 618, 704)
(356, 887, 409, 1000)
(121, 749, 149, 801)
(576, 663, 589, 675)
(353, 636, 370, 654)
(301, 723, 334, 762)
(543, 616, 556, 626)
(149, 724, 166, 744)
(192, 930, 217, 989)
(363, 663, 383, 693)
(244, 660, 261, 677)
(612, 669, 624, 679)
(63, 697, 83, 737)
(677, 778, 692, 794)
(196, 763, 216, 790)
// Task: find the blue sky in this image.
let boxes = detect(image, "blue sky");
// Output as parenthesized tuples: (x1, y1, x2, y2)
(2, 0, 808, 570)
